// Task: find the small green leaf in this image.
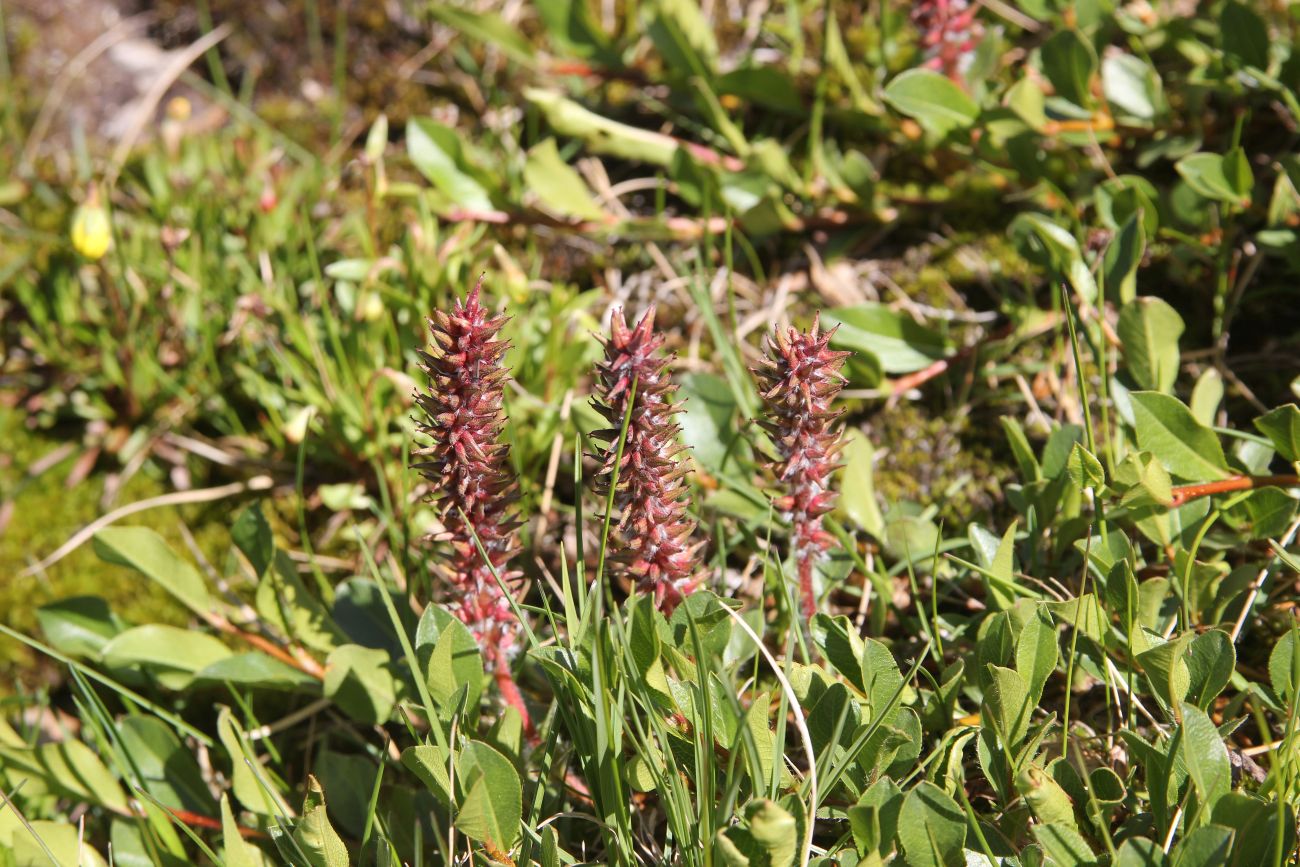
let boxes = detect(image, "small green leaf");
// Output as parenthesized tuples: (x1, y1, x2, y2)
(36, 596, 123, 658)
(1016, 765, 1076, 827)
(1114, 836, 1164, 867)
(232, 503, 274, 578)
(1175, 152, 1251, 207)
(984, 664, 1031, 749)
(862, 638, 904, 728)
(823, 304, 948, 374)
(1119, 297, 1184, 393)
(643, 0, 719, 75)
(1041, 30, 1096, 108)
(428, 5, 536, 65)
(1033, 821, 1097, 866)
(1004, 76, 1047, 131)
(0, 739, 129, 814)
(897, 781, 965, 867)
(1184, 630, 1234, 710)
(523, 138, 605, 221)
(882, 69, 979, 138)
(1220, 1, 1269, 69)
(1067, 443, 1106, 491)
(1104, 213, 1146, 305)
(101, 625, 232, 689)
(1170, 824, 1232, 867)
(1137, 632, 1194, 713)
(1015, 604, 1059, 704)
(407, 118, 494, 211)
(1179, 703, 1230, 808)
(1190, 368, 1224, 426)
(221, 794, 266, 867)
(1010, 213, 1097, 303)
(323, 644, 397, 724)
(743, 799, 798, 867)
(11, 821, 109, 867)
(419, 609, 486, 716)
(1212, 793, 1297, 867)
(1102, 53, 1161, 121)
(218, 707, 285, 817)
(117, 716, 210, 812)
(93, 527, 213, 617)
(1268, 629, 1300, 702)
(1113, 451, 1174, 508)
(1254, 404, 1300, 462)
(402, 745, 452, 808)
(535, 0, 614, 62)
(679, 372, 751, 477)
(1046, 594, 1109, 644)
(293, 776, 350, 867)
(1129, 392, 1229, 481)
(256, 553, 343, 654)
(838, 430, 884, 538)
(456, 740, 523, 849)
(195, 652, 319, 690)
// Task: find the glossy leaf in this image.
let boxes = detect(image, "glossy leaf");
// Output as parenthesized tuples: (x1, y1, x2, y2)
(823, 304, 948, 374)
(1129, 392, 1229, 481)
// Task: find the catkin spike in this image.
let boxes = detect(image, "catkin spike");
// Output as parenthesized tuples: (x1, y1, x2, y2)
(753, 314, 850, 621)
(590, 306, 703, 613)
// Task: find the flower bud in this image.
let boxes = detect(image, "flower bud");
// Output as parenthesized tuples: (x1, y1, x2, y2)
(71, 196, 112, 260)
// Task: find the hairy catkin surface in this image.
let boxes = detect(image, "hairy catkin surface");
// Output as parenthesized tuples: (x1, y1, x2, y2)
(591, 306, 703, 613)
(754, 315, 849, 620)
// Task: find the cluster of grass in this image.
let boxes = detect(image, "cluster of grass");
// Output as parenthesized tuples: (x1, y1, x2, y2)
(3, 0, 1300, 865)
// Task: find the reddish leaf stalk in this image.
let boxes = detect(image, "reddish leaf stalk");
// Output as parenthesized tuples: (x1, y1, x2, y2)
(1168, 474, 1300, 508)
(591, 307, 703, 613)
(754, 316, 850, 621)
(414, 278, 532, 735)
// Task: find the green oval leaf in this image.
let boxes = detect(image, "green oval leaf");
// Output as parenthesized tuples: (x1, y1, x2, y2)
(1129, 391, 1229, 481)
(882, 69, 979, 138)
(456, 740, 522, 849)
(93, 527, 213, 617)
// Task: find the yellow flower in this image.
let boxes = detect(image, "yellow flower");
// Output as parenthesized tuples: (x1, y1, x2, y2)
(71, 197, 112, 260)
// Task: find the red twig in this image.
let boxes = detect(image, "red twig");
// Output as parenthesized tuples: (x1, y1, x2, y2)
(208, 613, 325, 679)
(1168, 474, 1300, 508)
(163, 806, 267, 839)
(886, 322, 1014, 408)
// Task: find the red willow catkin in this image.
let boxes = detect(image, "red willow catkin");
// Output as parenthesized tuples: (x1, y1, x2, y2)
(414, 277, 531, 734)
(591, 306, 703, 613)
(912, 0, 983, 81)
(753, 315, 850, 621)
